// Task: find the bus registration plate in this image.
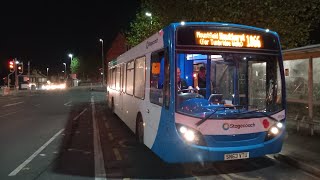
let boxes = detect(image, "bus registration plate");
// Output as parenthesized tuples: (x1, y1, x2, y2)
(224, 152, 249, 160)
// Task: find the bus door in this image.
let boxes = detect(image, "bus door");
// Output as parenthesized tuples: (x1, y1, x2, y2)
(119, 63, 125, 117)
(144, 49, 169, 147)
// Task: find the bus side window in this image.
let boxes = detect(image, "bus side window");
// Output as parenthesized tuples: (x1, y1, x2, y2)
(150, 50, 165, 106)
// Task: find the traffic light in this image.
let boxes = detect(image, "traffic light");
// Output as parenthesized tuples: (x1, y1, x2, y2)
(17, 63, 23, 74)
(9, 60, 14, 72)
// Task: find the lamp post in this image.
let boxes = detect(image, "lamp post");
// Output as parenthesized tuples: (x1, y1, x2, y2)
(46, 67, 49, 77)
(145, 12, 152, 24)
(68, 53, 73, 79)
(63, 63, 66, 79)
(68, 54, 73, 62)
(99, 38, 105, 86)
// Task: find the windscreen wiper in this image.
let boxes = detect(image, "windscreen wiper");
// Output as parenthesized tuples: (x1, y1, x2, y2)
(196, 106, 278, 127)
(196, 106, 227, 127)
(236, 107, 278, 122)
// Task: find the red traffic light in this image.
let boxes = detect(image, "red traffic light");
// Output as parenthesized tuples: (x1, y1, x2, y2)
(9, 61, 14, 72)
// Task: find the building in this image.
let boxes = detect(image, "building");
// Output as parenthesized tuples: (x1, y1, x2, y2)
(20, 69, 47, 90)
(105, 33, 128, 63)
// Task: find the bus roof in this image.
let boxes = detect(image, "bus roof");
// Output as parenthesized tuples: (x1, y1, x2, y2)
(168, 21, 279, 37)
(108, 21, 280, 66)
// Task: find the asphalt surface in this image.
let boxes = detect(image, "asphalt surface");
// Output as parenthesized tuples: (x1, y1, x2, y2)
(0, 87, 319, 180)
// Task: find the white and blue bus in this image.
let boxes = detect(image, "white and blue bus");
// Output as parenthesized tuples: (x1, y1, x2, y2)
(107, 22, 286, 163)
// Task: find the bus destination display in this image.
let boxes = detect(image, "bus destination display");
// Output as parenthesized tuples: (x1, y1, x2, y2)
(195, 31, 262, 48)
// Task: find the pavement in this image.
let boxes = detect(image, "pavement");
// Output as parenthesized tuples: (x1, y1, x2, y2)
(274, 117, 320, 178)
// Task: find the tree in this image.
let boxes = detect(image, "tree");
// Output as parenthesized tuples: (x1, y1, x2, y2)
(126, 10, 163, 47)
(127, 0, 320, 49)
(70, 57, 80, 74)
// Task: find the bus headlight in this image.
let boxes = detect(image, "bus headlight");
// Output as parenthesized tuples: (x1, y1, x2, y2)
(265, 122, 284, 141)
(270, 126, 279, 135)
(176, 123, 206, 146)
(184, 130, 195, 141)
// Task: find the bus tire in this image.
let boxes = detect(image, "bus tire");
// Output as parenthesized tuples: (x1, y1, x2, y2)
(136, 114, 144, 144)
(110, 98, 115, 114)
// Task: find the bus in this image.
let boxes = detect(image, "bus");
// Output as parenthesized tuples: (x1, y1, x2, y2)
(107, 22, 286, 163)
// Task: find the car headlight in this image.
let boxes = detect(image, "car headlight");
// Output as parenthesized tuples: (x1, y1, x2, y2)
(265, 122, 284, 141)
(176, 123, 206, 146)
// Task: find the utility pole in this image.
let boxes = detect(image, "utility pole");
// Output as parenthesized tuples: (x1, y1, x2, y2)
(99, 39, 105, 86)
(15, 58, 18, 91)
(28, 61, 30, 82)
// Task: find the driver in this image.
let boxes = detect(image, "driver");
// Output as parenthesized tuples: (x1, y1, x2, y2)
(177, 68, 188, 91)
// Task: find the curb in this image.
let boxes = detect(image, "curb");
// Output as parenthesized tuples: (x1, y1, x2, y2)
(274, 154, 320, 178)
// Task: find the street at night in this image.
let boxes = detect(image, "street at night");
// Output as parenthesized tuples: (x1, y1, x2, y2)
(0, 87, 318, 180)
(1, 0, 320, 179)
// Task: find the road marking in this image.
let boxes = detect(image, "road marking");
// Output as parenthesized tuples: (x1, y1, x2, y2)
(8, 129, 64, 176)
(108, 133, 114, 141)
(63, 101, 72, 106)
(3, 101, 24, 107)
(91, 96, 107, 180)
(228, 173, 259, 180)
(119, 140, 127, 148)
(211, 166, 233, 180)
(113, 148, 122, 160)
(0, 111, 20, 118)
(105, 122, 110, 129)
(73, 108, 88, 121)
(10, 97, 20, 100)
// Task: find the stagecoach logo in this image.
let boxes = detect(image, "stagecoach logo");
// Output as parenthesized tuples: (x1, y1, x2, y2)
(146, 38, 158, 49)
(222, 123, 230, 130)
(222, 122, 256, 130)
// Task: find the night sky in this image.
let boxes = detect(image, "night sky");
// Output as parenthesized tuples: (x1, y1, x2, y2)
(0, 0, 140, 85)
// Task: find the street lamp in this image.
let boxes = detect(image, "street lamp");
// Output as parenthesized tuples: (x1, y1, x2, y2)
(46, 67, 49, 77)
(68, 53, 73, 79)
(63, 63, 66, 79)
(145, 12, 152, 24)
(68, 53, 73, 61)
(99, 38, 105, 86)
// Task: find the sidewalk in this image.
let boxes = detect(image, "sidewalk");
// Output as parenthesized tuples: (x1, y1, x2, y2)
(274, 119, 320, 178)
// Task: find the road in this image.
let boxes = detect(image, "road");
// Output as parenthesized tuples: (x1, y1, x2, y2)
(0, 87, 318, 180)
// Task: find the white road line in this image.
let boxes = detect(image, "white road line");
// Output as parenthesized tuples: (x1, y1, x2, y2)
(8, 129, 64, 176)
(113, 148, 122, 161)
(211, 166, 233, 180)
(10, 97, 20, 100)
(108, 133, 114, 141)
(105, 122, 110, 129)
(228, 173, 260, 180)
(91, 96, 107, 180)
(73, 108, 88, 121)
(0, 111, 20, 118)
(63, 101, 72, 106)
(3, 101, 24, 107)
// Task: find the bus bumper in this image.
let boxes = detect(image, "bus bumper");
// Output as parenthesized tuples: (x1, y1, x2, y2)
(152, 131, 285, 163)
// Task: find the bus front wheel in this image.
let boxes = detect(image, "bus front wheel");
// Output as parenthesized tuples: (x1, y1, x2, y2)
(136, 114, 144, 144)
(110, 98, 115, 114)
